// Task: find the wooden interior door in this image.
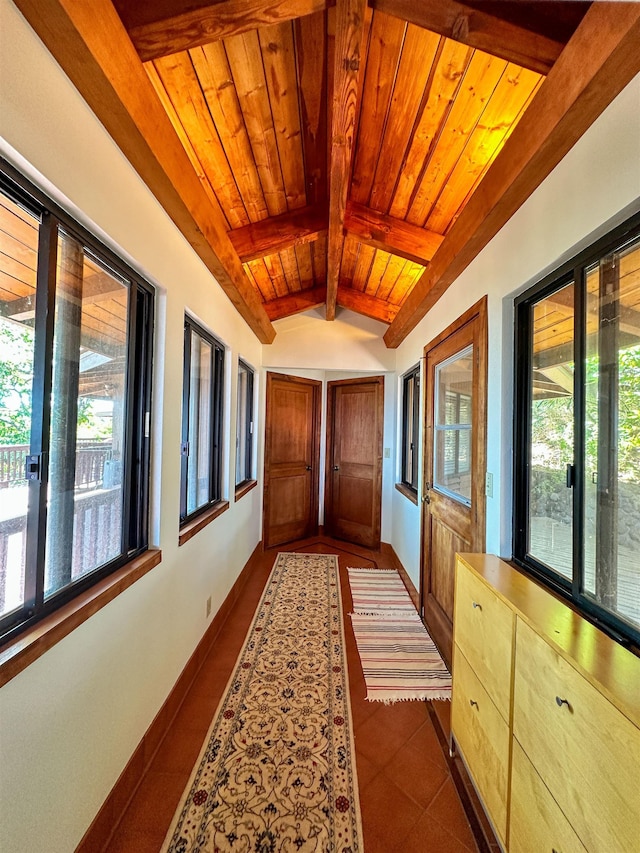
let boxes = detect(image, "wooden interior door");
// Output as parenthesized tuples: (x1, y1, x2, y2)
(421, 299, 487, 667)
(263, 372, 321, 548)
(325, 376, 384, 549)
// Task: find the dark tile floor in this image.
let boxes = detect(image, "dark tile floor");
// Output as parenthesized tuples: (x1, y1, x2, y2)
(103, 536, 478, 852)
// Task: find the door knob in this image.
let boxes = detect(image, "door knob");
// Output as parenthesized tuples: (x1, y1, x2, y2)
(333, 465, 339, 471)
(306, 465, 312, 471)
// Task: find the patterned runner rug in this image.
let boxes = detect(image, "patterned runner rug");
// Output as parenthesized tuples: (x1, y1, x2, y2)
(347, 567, 415, 614)
(161, 552, 363, 853)
(348, 569, 451, 704)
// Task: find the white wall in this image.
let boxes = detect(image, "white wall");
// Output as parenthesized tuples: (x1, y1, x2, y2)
(0, 3, 264, 851)
(391, 72, 640, 591)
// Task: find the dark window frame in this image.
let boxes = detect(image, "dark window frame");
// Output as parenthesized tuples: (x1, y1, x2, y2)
(0, 159, 154, 645)
(235, 359, 254, 489)
(180, 316, 225, 526)
(513, 210, 640, 649)
(400, 365, 420, 494)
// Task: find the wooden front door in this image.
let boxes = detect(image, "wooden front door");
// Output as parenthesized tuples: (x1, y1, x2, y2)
(421, 299, 487, 667)
(263, 372, 321, 548)
(325, 376, 384, 549)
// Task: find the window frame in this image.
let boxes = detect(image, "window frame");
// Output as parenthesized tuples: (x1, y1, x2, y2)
(513, 210, 640, 649)
(235, 359, 255, 490)
(0, 159, 154, 645)
(400, 364, 420, 496)
(180, 315, 225, 526)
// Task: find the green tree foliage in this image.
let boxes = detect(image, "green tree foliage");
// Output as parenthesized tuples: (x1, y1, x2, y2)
(0, 321, 34, 445)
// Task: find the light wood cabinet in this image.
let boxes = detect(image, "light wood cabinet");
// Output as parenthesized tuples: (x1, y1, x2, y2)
(451, 553, 640, 853)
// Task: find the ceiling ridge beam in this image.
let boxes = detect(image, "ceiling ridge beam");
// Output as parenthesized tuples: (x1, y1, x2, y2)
(345, 200, 443, 265)
(373, 0, 564, 75)
(229, 204, 327, 263)
(263, 285, 327, 320)
(13, 0, 276, 344)
(337, 287, 399, 324)
(384, 2, 640, 349)
(124, 0, 330, 62)
(326, 0, 368, 321)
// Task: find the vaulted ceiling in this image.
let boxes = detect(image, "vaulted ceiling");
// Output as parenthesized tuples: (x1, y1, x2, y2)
(12, 0, 640, 346)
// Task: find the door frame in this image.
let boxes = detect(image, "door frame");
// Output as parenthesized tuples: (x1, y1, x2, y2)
(420, 297, 488, 641)
(325, 375, 384, 549)
(262, 371, 322, 548)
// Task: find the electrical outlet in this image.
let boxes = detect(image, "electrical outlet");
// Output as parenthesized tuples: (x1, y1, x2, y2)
(485, 471, 494, 498)
(206, 596, 212, 618)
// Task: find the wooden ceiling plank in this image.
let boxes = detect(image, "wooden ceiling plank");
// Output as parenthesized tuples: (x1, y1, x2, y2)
(350, 12, 406, 206)
(245, 259, 278, 301)
(374, 252, 405, 301)
(152, 53, 251, 228)
(228, 204, 327, 262)
(389, 38, 470, 220)
(407, 51, 507, 227)
(264, 285, 327, 319)
(259, 24, 307, 212)
(124, 0, 328, 62)
(345, 200, 444, 264)
(294, 11, 328, 207)
(311, 232, 328, 285)
(368, 24, 442, 214)
(386, 259, 425, 305)
(12, 0, 276, 343)
(327, 0, 368, 321)
(295, 242, 315, 288)
(351, 243, 376, 292)
(426, 63, 543, 234)
(336, 286, 398, 323)
(363, 248, 390, 297)
(192, 43, 269, 223)
(338, 234, 360, 290)
(225, 31, 288, 218)
(384, 3, 640, 348)
(279, 245, 303, 293)
(373, 0, 564, 75)
(263, 254, 290, 298)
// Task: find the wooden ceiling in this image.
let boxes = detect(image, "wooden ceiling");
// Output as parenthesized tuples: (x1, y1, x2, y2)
(11, 0, 640, 346)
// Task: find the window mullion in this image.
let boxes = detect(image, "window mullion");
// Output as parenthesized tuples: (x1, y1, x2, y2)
(573, 265, 586, 601)
(180, 324, 191, 520)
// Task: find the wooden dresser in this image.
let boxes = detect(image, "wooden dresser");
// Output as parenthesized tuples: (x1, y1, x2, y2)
(451, 553, 640, 853)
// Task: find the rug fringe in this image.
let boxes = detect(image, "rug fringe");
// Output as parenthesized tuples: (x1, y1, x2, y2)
(365, 692, 451, 704)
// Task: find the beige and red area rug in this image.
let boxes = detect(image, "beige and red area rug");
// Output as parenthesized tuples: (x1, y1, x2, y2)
(161, 552, 363, 853)
(349, 568, 452, 704)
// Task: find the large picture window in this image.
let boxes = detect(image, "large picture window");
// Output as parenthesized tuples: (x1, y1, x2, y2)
(0, 163, 153, 643)
(180, 317, 224, 524)
(400, 365, 420, 494)
(514, 212, 640, 647)
(235, 360, 254, 488)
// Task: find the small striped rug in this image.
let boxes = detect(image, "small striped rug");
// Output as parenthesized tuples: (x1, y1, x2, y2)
(347, 567, 415, 614)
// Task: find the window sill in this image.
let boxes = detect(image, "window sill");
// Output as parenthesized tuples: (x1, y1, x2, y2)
(178, 500, 230, 546)
(395, 482, 419, 506)
(235, 479, 258, 501)
(0, 548, 162, 688)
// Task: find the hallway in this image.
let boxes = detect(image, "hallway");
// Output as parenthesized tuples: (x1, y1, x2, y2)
(102, 536, 478, 852)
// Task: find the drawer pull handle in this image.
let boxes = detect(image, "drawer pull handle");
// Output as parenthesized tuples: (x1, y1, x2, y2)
(469, 699, 479, 709)
(555, 696, 570, 709)
(472, 601, 482, 610)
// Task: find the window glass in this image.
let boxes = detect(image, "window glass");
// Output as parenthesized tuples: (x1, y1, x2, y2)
(527, 283, 574, 580)
(401, 366, 419, 491)
(433, 346, 473, 504)
(0, 194, 38, 619)
(235, 361, 253, 487)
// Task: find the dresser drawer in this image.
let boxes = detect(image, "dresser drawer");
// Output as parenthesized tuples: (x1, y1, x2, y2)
(452, 644, 510, 847)
(454, 558, 514, 720)
(513, 618, 640, 853)
(510, 739, 587, 853)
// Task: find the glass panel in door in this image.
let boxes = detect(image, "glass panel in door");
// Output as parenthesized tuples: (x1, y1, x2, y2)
(44, 232, 129, 598)
(0, 194, 38, 617)
(433, 345, 473, 503)
(187, 331, 212, 515)
(527, 282, 575, 579)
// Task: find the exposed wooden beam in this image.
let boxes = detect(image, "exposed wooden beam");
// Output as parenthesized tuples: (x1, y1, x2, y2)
(384, 2, 640, 349)
(326, 0, 368, 321)
(337, 287, 398, 324)
(228, 205, 327, 263)
(118, 0, 328, 62)
(345, 200, 443, 265)
(373, 0, 564, 75)
(263, 286, 327, 320)
(14, 0, 276, 344)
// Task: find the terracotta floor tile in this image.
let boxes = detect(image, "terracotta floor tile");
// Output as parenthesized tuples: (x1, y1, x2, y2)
(427, 777, 477, 849)
(404, 713, 450, 772)
(385, 730, 450, 809)
(400, 807, 477, 853)
(360, 770, 424, 853)
(355, 750, 380, 792)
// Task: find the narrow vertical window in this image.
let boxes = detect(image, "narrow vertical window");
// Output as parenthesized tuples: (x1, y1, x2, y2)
(400, 365, 420, 494)
(514, 212, 640, 647)
(235, 360, 254, 489)
(0, 167, 153, 642)
(180, 318, 224, 524)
